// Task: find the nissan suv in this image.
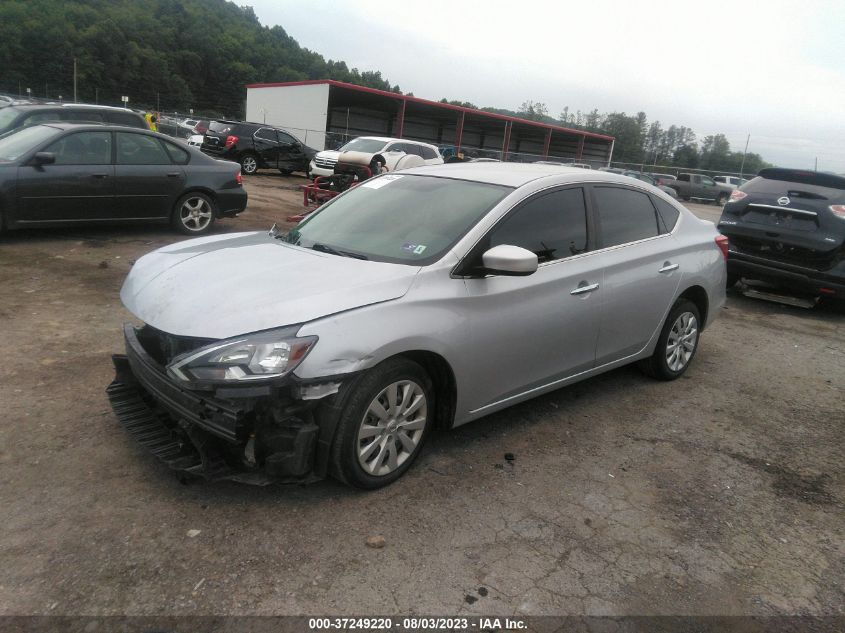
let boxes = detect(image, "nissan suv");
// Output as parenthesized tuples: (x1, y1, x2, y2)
(201, 121, 316, 176)
(310, 136, 443, 177)
(0, 103, 148, 136)
(718, 168, 845, 302)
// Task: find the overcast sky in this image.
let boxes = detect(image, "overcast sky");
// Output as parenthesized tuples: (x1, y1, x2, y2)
(248, 0, 845, 172)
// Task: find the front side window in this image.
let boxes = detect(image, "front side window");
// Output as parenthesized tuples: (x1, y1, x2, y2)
(702, 177, 716, 186)
(486, 188, 588, 263)
(593, 186, 660, 248)
(277, 131, 297, 145)
(44, 131, 112, 165)
(116, 132, 170, 165)
(284, 175, 511, 265)
(419, 146, 439, 160)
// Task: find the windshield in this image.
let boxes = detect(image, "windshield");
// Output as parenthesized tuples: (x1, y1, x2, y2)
(283, 175, 512, 265)
(0, 124, 61, 162)
(338, 138, 390, 153)
(0, 107, 21, 134)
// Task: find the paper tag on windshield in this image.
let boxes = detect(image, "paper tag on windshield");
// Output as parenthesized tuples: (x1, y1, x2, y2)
(361, 174, 404, 189)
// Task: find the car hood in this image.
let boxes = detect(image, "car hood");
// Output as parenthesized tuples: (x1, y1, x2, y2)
(121, 231, 420, 339)
(315, 150, 341, 161)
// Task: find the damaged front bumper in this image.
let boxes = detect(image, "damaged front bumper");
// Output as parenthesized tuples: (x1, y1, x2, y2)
(107, 324, 347, 484)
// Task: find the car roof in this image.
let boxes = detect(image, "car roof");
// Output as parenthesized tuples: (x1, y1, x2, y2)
(21, 122, 172, 135)
(6, 103, 141, 113)
(403, 162, 649, 188)
(357, 136, 436, 147)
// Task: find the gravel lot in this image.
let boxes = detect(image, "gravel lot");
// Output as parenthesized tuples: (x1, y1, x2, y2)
(1, 173, 842, 617)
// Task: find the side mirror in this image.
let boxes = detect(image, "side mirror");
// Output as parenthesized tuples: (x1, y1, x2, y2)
(481, 244, 538, 276)
(33, 152, 55, 166)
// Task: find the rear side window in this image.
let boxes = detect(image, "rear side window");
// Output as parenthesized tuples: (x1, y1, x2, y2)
(162, 140, 189, 165)
(66, 111, 105, 123)
(255, 128, 277, 142)
(418, 145, 438, 160)
(593, 186, 660, 247)
(488, 188, 588, 263)
(652, 197, 681, 232)
(108, 111, 145, 128)
(116, 132, 171, 165)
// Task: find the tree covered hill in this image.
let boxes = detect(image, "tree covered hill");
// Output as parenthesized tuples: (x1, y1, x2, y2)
(0, 0, 400, 115)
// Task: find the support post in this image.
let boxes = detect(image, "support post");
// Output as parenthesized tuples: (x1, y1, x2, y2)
(396, 99, 406, 139)
(542, 129, 552, 158)
(576, 135, 585, 160)
(455, 112, 465, 153)
(501, 121, 511, 161)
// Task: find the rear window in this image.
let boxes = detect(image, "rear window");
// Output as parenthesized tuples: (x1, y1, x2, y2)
(209, 121, 233, 135)
(742, 177, 840, 199)
(743, 170, 845, 199)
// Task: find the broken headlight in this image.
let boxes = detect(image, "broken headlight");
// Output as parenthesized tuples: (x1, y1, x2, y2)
(167, 328, 317, 384)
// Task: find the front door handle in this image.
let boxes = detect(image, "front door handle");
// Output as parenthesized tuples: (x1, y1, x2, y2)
(570, 282, 600, 295)
(166, 172, 181, 178)
(91, 173, 109, 179)
(659, 262, 680, 273)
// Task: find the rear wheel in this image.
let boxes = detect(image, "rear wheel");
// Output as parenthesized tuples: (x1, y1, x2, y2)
(639, 299, 701, 381)
(172, 192, 215, 236)
(330, 358, 433, 489)
(239, 153, 258, 175)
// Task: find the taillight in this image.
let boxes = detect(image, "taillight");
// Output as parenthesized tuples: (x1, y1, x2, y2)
(728, 190, 747, 204)
(235, 172, 243, 185)
(715, 235, 729, 260)
(225, 135, 238, 148)
(829, 205, 845, 219)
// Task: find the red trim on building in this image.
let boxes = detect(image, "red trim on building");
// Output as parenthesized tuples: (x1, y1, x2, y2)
(245, 79, 615, 142)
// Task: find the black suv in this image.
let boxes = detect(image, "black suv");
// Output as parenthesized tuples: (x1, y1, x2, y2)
(718, 168, 845, 302)
(0, 103, 148, 136)
(201, 121, 315, 175)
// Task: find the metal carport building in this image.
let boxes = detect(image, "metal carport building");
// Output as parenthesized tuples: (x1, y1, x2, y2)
(245, 80, 614, 166)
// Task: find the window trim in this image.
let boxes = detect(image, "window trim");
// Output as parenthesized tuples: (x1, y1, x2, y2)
(254, 127, 279, 143)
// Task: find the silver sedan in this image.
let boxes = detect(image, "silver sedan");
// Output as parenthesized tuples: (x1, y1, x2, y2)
(112, 164, 727, 488)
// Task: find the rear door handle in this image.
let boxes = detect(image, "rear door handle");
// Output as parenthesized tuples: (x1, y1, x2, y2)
(91, 173, 109, 179)
(570, 282, 599, 295)
(166, 172, 181, 178)
(659, 262, 679, 273)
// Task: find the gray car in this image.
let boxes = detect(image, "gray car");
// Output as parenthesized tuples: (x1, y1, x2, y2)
(109, 164, 727, 488)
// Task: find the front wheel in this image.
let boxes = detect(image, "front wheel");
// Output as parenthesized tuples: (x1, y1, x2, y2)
(639, 299, 701, 381)
(239, 153, 258, 175)
(172, 192, 216, 235)
(330, 358, 433, 489)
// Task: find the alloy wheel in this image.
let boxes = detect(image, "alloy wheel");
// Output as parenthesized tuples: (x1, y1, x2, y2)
(179, 196, 213, 232)
(241, 155, 257, 174)
(665, 311, 698, 372)
(357, 380, 427, 477)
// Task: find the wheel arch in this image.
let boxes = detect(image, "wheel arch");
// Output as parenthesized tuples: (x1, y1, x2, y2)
(678, 285, 709, 330)
(394, 350, 457, 431)
(172, 187, 219, 216)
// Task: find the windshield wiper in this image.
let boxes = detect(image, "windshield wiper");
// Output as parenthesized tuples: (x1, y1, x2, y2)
(311, 243, 368, 260)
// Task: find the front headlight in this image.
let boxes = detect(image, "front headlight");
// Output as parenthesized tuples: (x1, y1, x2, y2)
(167, 328, 317, 384)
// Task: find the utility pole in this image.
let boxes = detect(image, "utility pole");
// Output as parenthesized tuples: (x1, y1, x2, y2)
(73, 57, 78, 103)
(814, 157, 818, 172)
(95, 87, 98, 104)
(739, 133, 750, 179)
(156, 92, 160, 113)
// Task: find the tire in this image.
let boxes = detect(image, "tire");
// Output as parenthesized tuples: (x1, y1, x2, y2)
(715, 193, 727, 206)
(639, 299, 701, 381)
(239, 153, 258, 175)
(330, 358, 434, 489)
(172, 192, 216, 236)
(279, 168, 294, 176)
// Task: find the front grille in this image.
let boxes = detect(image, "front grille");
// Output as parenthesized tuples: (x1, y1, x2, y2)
(314, 156, 337, 169)
(135, 325, 214, 367)
(731, 236, 840, 271)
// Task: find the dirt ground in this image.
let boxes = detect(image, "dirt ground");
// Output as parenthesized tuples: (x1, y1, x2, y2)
(0, 173, 843, 617)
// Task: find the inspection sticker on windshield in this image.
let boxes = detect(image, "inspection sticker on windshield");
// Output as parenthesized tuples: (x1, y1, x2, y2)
(402, 243, 427, 255)
(361, 174, 404, 189)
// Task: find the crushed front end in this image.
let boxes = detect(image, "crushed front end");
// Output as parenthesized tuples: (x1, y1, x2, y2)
(107, 324, 345, 484)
